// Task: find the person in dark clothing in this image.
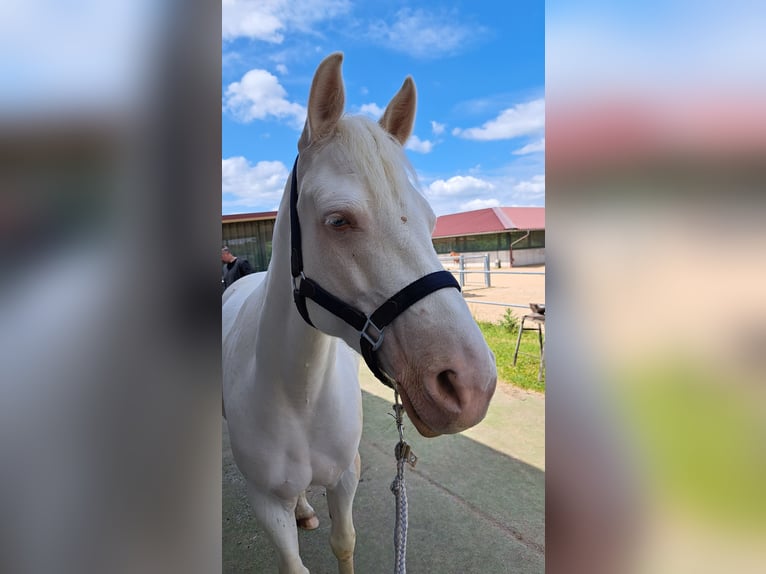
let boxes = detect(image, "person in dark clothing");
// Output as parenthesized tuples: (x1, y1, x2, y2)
(222, 246, 254, 292)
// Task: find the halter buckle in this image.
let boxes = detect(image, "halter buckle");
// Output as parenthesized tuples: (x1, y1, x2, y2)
(360, 317, 385, 351)
(292, 272, 306, 293)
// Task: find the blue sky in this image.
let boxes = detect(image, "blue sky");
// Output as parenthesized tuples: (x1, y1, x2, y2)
(222, 0, 544, 216)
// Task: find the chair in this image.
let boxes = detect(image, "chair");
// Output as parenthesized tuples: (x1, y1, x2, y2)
(512, 303, 545, 382)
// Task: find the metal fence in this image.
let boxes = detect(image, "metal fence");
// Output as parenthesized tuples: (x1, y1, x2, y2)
(437, 253, 545, 311)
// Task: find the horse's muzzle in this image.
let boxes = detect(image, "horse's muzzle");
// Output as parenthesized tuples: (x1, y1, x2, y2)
(399, 352, 497, 437)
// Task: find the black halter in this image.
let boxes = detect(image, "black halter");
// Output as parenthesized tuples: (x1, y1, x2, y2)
(289, 156, 461, 389)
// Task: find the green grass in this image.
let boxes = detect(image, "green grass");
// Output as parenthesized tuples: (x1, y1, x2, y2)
(477, 320, 545, 393)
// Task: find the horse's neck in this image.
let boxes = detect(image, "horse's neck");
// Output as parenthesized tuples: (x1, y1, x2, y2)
(257, 188, 338, 386)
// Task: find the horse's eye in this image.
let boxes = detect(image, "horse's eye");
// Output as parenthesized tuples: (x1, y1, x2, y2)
(327, 216, 351, 229)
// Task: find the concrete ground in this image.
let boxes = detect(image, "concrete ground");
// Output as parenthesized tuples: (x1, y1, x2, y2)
(223, 367, 545, 573)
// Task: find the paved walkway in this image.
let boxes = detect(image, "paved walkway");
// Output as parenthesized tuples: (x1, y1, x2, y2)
(223, 368, 545, 573)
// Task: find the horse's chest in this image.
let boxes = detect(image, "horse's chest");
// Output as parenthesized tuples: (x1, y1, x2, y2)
(232, 391, 361, 492)
(305, 394, 362, 485)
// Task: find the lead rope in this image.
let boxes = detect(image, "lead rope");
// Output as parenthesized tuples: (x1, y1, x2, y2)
(391, 390, 417, 574)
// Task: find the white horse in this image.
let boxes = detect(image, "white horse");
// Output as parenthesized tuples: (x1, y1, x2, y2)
(222, 52, 497, 574)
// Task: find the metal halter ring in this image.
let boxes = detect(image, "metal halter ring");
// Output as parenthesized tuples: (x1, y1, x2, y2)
(292, 271, 306, 292)
(360, 317, 385, 351)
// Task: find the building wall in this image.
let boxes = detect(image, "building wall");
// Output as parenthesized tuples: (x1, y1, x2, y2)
(510, 247, 545, 266)
(433, 230, 545, 267)
(433, 232, 510, 254)
(222, 219, 275, 272)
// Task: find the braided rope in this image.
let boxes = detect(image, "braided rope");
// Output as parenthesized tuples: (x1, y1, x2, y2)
(391, 392, 409, 574)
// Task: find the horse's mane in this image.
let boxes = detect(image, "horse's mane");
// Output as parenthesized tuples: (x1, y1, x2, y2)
(325, 115, 420, 207)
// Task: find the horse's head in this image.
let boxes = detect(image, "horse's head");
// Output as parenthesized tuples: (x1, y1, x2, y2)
(293, 53, 496, 437)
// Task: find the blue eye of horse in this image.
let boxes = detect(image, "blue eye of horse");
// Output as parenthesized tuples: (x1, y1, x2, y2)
(329, 217, 349, 228)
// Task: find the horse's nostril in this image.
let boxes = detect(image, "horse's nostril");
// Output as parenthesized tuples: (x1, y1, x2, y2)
(436, 369, 461, 410)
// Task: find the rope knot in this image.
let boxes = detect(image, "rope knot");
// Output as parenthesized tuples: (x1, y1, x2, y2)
(390, 475, 402, 495)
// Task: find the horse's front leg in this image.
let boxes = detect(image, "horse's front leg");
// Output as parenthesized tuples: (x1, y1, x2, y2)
(247, 483, 308, 574)
(326, 452, 361, 574)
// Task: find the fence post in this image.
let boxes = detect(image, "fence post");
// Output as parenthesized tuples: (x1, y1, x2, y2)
(484, 253, 491, 287)
(458, 254, 465, 287)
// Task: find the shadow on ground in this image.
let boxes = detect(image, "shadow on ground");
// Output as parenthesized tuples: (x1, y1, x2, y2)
(224, 390, 544, 574)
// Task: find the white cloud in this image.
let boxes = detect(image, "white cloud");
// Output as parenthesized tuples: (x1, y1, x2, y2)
(223, 69, 306, 128)
(427, 175, 495, 197)
(358, 102, 384, 118)
(454, 98, 545, 141)
(460, 198, 501, 211)
(512, 137, 545, 155)
(275, 63, 288, 75)
(222, 0, 351, 42)
(222, 0, 283, 42)
(513, 174, 545, 195)
(423, 171, 545, 216)
(406, 134, 434, 154)
(367, 8, 478, 59)
(222, 157, 289, 209)
(431, 121, 445, 135)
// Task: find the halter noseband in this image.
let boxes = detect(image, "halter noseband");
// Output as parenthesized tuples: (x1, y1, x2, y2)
(289, 155, 461, 389)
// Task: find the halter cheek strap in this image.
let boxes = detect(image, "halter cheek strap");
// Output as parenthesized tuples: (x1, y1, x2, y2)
(289, 155, 461, 389)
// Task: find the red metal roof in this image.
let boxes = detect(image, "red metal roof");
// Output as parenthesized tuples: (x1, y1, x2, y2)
(432, 207, 544, 238)
(222, 210, 278, 223)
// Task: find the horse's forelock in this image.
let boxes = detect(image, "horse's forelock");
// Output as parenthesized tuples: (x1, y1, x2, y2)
(324, 116, 419, 207)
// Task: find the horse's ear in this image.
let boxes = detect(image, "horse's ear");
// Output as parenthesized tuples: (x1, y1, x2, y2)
(299, 52, 345, 151)
(379, 76, 416, 146)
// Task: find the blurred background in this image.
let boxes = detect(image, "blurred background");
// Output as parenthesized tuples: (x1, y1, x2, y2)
(0, 1, 221, 573)
(546, 1, 766, 573)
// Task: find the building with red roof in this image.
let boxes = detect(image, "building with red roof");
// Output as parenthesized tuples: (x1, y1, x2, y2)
(432, 207, 545, 267)
(222, 206, 544, 271)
